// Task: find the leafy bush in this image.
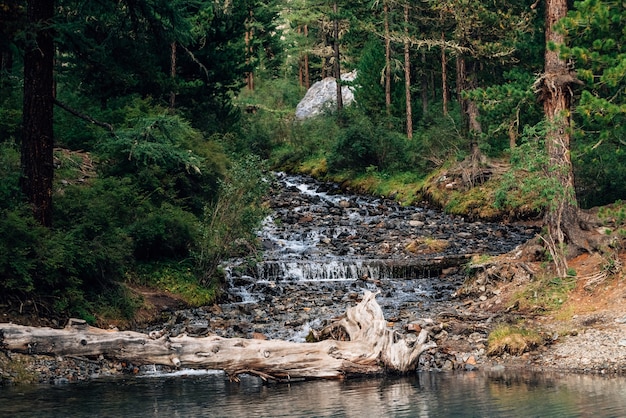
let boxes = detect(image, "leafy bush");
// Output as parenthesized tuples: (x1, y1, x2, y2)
(494, 122, 559, 214)
(130, 202, 198, 260)
(0, 141, 21, 206)
(194, 155, 271, 285)
(327, 109, 409, 173)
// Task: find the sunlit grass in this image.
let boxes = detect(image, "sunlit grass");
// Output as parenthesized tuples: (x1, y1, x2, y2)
(511, 273, 577, 313)
(487, 325, 544, 356)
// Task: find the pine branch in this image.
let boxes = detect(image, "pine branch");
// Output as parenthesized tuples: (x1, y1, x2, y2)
(54, 99, 115, 135)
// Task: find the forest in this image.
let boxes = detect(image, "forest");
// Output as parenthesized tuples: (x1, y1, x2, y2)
(1, 0, 626, 323)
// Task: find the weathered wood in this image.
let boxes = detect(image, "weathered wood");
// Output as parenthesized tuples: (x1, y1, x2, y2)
(0, 292, 435, 381)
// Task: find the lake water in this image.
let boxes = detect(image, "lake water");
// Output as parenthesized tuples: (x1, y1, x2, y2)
(1, 370, 625, 417)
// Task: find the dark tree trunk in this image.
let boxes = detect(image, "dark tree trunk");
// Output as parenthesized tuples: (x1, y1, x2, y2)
(441, 32, 448, 116)
(245, 9, 254, 91)
(456, 55, 482, 160)
(421, 50, 428, 117)
(304, 24, 310, 89)
(169, 42, 177, 109)
(333, 1, 342, 112)
(21, 0, 55, 227)
(404, 4, 412, 139)
(298, 26, 304, 87)
(384, 1, 391, 116)
(541, 0, 586, 274)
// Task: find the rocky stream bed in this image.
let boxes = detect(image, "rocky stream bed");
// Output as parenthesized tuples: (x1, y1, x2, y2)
(4, 173, 626, 384)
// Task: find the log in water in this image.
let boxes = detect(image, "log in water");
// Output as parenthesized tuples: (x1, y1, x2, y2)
(0, 292, 435, 381)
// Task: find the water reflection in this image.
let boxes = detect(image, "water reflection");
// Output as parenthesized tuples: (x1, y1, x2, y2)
(1, 371, 625, 417)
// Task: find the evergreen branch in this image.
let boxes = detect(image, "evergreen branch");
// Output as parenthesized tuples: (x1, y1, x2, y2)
(54, 99, 115, 135)
(181, 44, 210, 81)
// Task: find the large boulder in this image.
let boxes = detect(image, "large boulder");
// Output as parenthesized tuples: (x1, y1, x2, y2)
(295, 70, 357, 120)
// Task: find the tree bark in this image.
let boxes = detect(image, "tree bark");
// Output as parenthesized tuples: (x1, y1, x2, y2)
(456, 56, 482, 162)
(244, 9, 255, 91)
(169, 41, 177, 110)
(421, 50, 428, 117)
(404, 5, 413, 139)
(333, 1, 343, 112)
(540, 0, 586, 274)
(441, 32, 448, 116)
(384, 1, 392, 117)
(0, 292, 436, 381)
(298, 26, 304, 88)
(304, 24, 310, 89)
(21, 0, 55, 227)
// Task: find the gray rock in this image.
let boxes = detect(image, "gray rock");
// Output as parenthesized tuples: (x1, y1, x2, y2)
(295, 70, 357, 120)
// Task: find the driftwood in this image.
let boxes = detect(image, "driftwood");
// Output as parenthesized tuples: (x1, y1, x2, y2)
(0, 292, 435, 381)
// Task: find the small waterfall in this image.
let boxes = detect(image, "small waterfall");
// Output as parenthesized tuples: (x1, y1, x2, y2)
(253, 259, 451, 282)
(216, 173, 536, 340)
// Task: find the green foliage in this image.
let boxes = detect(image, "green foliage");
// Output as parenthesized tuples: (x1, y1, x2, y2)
(0, 206, 43, 293)
(469, 69, 543, 156)
(233, 77, 302, 158)
(353, 39, 386, 119)
(494, 122, 560, 214)
(131, 262, 218, 307)
(130, 203, 198, 261)
(194, 155, 271, 286)
(0, 77, 22, 143)
(0, 141, 22, 204)
(98, 113, 203, 175)
(413, 107, 467, 169)
(559, 0, 626, 207)
(327, 108, 409, 173)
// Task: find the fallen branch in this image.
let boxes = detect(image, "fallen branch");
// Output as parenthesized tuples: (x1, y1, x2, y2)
(0, 292, 435, 381)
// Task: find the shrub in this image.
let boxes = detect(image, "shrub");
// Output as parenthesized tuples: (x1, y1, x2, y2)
(131, 203, 198, 260)
(194, 155, 271, 285)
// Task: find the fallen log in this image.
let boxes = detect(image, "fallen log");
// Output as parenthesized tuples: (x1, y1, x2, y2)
(0, 291, 435, 381)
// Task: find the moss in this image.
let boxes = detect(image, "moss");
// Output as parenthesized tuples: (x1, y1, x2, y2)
(0, 354, 40, 386)
(487, 325, 544, 356)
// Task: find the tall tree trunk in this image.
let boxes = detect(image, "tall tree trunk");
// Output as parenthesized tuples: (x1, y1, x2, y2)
(404, 4, 412, 139)
(333, 1, 343, 112)
(298, 26, 304, 88)
(421, 50, 428, 116)
(456, 56, 482, 160)
(245, 10, 254, 91)
(541, 0, 585, 275)
(304, 24, 310, 89)
(298, 25, 311, 89)
(21, 0, 55, 227)
(169, 42, 177, 110)
(384, 1, 391, 117)
(441, 32, 448, 116)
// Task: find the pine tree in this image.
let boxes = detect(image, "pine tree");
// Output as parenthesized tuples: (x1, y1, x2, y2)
(21, 0, 55, 226)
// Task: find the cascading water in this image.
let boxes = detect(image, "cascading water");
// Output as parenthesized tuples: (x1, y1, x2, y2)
(215, 172, 536, 341)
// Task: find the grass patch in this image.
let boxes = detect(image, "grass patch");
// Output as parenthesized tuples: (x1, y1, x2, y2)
(130, 262, 219, 307)
(511, 273, 577, 313)
(487, 325, 544, 356)
(405, 237, 449, 253)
